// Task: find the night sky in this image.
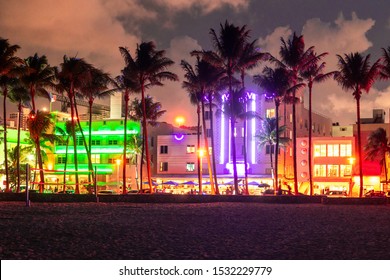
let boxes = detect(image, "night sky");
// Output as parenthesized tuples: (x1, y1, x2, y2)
(1, 0, 390, 126)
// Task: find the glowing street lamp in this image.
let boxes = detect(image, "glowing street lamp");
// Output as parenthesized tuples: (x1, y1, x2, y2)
(175, 116, 185, 127)
(116, 159, 121, 189)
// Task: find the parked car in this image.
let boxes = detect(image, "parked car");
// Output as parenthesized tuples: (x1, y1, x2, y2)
(326, 190, 348, 197)
(127, 189, 140, 194)
(364, 190, 386, 198)
(98, 190, 115, 195)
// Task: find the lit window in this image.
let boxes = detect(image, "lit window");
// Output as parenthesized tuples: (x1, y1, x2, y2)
(159, 162, 168, 172)
(186, 162, 195, 172)
(340, 144, 352, 157)
(91, 154, 100, 164)
(328, 165, 339, 177)
(314, 144, 326, 157)
(314, 165, 326, 177)
(266, 109, 275, 118)
(187, 145, 195, 154)
(340, 165, 352, 176)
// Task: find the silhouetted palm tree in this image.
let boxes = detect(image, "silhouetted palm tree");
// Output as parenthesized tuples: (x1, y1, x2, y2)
(254, 67, 294, 191)
(119, 42, 178, 193)
(300, 51, 337, 195)
(21, 53, 56, 112)
(129, 95, 166, 192)
(195, 21, 252, 194)
(26, 110, 56, 193)
(270, 33, 313, 195)
(380, 47, 390, 79)
(257, 117, 290, 188)
(335, 52, 381, 197)
(181, 58, 225, 194)
(364, 127, 390, 184)
(0, 38, 23, 192)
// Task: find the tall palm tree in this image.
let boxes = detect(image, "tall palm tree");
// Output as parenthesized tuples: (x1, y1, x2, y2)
(181, 58, 225, 194)
(364, 128, 390, 185)
(0, 38, 23, 192)
(380, 47, 390, 79)
(270, 33, 313, 195)
(79, 67, 114, 186)
(119, 42, 178, 193)
(256, 117, 290, 187)
(21, 53, 56, 112)
(194, 21, 252, 194)
(56, 56, 95, 194)
(254, 67, 293, 191)
(26, 110, 56, 193)
(8, 83, 31, 192)
(300, 51, 336, 195)
(237, 40, 266, 193)
(129, 96, 166, 189)
(334, 52, 381, 197)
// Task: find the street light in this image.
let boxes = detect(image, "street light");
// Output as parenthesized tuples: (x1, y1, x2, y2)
(175, 116, 185, 127)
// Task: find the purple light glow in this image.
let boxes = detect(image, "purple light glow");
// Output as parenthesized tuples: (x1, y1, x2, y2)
(174, 134, 184, 141)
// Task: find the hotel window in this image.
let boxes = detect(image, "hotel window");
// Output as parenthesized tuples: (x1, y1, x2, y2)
(160, 145, 168, 154)
(266, 109, 275, 118)
(91, 139, 101, 145)
(108, 138, 118, 145)
(160, 162, 168, 172)
(76, 136, 84, 145)
(187, 145, 195, 154)
(340, 165, 352, 176)
(57, 156, 66, 164)
(328, 165, 339, 177)
(314, 165, 326, 177)
(314, 144, 326, 157)
(91, 154, 100, 164)
(204, 110, 210, 120)
(327, 144, 339, 157)
(206, 128, 212, 138)
(186, 162, 195, 172)
(340, 144, 352, 157)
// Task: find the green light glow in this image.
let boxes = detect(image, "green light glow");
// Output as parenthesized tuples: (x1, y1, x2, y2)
(55, 146, 125, 154)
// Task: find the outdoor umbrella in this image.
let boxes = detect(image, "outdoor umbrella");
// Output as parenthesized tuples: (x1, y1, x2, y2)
(143, 181, 158, 186)
(162, 180, 179, 186)
(247, 181, 260, 186)
(183, 181, 198, 185)
(258, 183, 271, 188)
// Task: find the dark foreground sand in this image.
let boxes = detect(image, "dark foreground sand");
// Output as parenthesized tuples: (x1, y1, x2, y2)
(1, 201, 390, 259)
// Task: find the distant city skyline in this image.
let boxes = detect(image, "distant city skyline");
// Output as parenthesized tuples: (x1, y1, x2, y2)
(1, 0, 390, 126)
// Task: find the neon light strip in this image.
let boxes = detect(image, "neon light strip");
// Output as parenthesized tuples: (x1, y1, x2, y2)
(220, 103, 225, 164)
(251, 93, 256, 164)
(174, 134, 184, 141)
(228, 119, 231, 163)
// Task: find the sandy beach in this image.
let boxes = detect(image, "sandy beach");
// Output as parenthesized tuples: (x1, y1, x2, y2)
(1, 201, 390, 259)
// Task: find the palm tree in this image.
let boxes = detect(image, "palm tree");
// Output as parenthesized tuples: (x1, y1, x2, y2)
(300, 51, 336, 195)
(270, 33, 313, 195)
(126, 134, 143, 190)
(237, 40, 266, 193)
(181, 58, 225, 195)
(8, 83, 31, 192)
(364, 128, 390, 185)
(194, 21, 252, 195)
(26, 110, 56, 193)
(79, 67, 114, 186)
(21, 53, 56, 112)
(56, 56, 95, 194)
(256, 117, 290, 187)
(254, 67, 293, 191)
(0, 38, 23, 192)
(334, 52, 381, 197)
(129, 95, 166, 191)
(119, 42, 178, 193)
(380, 47, 390, 79)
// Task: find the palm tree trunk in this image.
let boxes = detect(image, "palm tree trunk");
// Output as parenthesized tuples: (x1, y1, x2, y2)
(275, 102, 280, 193)
(208, 93, 219, 195)
(69, 86, 79, 194)
(88, 99, 93, 185)
(140, 132, 144, 190)
(243, 118, 249, 195)
(3, 87, 10, 192)
(16, 102, 22, 193)
(201, 99, 215, 194)
(308, 83, 313, 195)
(197, 103, 202, 194)
(63, 137, 69, 192)
(122, 90, 129, 194)
(35, 137, 45, 193)
(141, 86, 153, 193)
(229, 78, 239, 195)
(269, 142, 274, 187)
(356, 96, 364, 197)
(292, 93, 298, 195)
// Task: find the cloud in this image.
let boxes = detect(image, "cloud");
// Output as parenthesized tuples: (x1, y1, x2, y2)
(155, 0, 249, 14)
(255, 13, 377, 125)
(0, 0, 139, 76)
